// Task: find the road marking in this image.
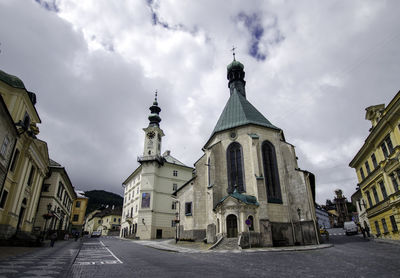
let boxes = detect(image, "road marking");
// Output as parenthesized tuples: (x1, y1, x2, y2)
(100, 240, 123, 264)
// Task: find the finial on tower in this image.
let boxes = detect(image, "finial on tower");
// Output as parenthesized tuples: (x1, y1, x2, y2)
(148, 91, 161, 127)
(231, 45, 236, 61)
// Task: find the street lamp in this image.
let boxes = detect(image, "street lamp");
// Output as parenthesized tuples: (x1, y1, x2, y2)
(174, 200, 180, 244)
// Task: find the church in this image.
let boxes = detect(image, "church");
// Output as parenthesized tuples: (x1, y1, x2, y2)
(173, 57, 319, 247)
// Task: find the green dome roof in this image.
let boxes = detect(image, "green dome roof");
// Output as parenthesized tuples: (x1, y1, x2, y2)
(0, 69, 25, 89)
(227, 60, 244, 71)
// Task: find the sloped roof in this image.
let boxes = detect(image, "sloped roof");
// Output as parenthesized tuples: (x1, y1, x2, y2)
(0, 69, 25, 89)
(214, 189, 259, 210)
(163, 152, 187, 167)
(210, 90, 279, 138)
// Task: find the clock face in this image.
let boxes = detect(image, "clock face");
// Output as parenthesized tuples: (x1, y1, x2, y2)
(147, 131, 155, 139)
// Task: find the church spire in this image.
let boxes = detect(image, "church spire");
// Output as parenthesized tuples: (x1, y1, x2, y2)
(148, 91, 161, 127)
(227, 51, 246, 98)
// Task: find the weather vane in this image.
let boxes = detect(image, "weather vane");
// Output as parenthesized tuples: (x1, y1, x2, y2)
(231, 45, 236, 60)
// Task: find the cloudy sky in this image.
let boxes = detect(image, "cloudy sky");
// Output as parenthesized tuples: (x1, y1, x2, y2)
(1, 0, 399, 204)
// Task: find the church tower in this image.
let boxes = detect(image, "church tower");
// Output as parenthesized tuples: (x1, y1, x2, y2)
(142, 92, 164, 157)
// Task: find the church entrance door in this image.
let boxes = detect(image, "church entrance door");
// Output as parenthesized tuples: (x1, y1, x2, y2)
(226, 214, 238, 238)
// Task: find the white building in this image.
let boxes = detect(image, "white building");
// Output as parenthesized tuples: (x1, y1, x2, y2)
(120, 95, 193, 239)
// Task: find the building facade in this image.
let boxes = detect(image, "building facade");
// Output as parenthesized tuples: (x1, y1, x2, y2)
(70, 190, 89, 235)
(315, 204, 331, 229)
(0, 69, 49, 240)
(349, 92, 400, 240)
(0, 95, 18, 194)
(34, 159, 76, 237)
(120, 95, 193, 240)
(174, 58, 319, 247)
(351, 188, 370, 231)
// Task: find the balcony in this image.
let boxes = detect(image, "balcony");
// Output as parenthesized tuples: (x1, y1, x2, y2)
(137, 155, 164, 165)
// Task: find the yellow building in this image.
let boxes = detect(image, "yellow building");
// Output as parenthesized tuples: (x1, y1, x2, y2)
(70, 190, 88, 235)
(83, 210, 102, 235)
(349, 91, 400, 240)
(0, 69, 49, 240)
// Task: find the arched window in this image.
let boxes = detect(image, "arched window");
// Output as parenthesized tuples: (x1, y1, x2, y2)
(262, 141, 282, 203)
(248, 215, 254, 231)
(208, 157, 211, 186)
(226, 142, 245, 193)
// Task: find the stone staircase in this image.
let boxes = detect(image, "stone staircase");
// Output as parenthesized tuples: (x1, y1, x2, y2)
(213, 237, 240, 250)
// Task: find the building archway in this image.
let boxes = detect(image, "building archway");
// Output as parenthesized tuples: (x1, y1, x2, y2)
(226, 214, 238, 238)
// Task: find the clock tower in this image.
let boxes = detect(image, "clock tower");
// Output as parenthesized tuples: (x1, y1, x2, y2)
(143, 92, 164, 157)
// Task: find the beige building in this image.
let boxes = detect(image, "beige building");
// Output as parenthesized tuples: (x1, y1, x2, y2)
(34, 159, 76, 237)
(0, 69, 49, 240)
(84, 208, 121, 236)
(120, 95, 193, 239)
(349, 91, 400, 240)
(173, 58, 319, 247)
(70, 190, 89, 235)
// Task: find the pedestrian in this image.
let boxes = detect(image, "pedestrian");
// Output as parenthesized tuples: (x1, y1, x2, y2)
(50, 232, 57, 247)
(365, 225, 370, 237)
(361, 226, 366, 238)
(74, 233, 79, 241)
(64, 233, 69, 240)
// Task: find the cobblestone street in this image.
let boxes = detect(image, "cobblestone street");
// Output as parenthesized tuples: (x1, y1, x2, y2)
(1, 231, 400, 278)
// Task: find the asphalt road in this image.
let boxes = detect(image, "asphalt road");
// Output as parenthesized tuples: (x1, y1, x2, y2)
(1, 231, 399, 278)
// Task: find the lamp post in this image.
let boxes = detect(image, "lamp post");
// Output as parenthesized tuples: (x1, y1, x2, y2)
(174, 200, 180, 244)
(297, 208, 304, 245)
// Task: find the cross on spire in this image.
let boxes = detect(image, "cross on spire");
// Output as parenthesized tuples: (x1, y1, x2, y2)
(231, 45, 236, 61)
(154, 90, 158, 102)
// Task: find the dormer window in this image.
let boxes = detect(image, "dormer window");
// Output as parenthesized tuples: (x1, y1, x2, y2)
(23, 113, 30, 130)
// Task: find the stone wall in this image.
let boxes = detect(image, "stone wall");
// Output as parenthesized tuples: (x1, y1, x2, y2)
(178, 225, 206, 241)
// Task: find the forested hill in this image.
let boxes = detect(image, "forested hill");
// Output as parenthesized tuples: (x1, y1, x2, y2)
(84, 190, 123, 215)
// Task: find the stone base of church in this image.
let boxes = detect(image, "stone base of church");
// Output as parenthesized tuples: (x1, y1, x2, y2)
(178, 226, 206, 242)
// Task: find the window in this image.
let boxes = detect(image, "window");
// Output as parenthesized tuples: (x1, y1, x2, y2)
(173, 183, 177, 191)
(10, 149, 19, 172)
(114, 218, 116, 222)
(366, 191, 373, 207)
(372, 187, 379, 203)
(130, 207, 133, 217)
(375, 221, 381, 236)
(173, 170, 178, 177)
(365, 161, 371, 175)
(261, 141, 282, 203)
(23, 113, 30, 130)
(371, 153, 378, 168)
(141, 193, 150, 208)
(171, 220, 176, 227)
(185, 202, 192, 216)
(390, 215, 398, 232)
(379, 181, 387, 199)
(0, 136, 9, 157)
(360, 168, 365, 180)
(381, 218, 389, 233)
(98, 220, 101, 224)
(248, 215, 254, 231)
(208, 157, 211, 186)
(172, 201, 176, 210)
(27, 166, 35, 186)
(0, 190, 8, 208)
(391, 174, 399, 192)
(73, 214, 79, 221)
(227, 142, 245, 194)
(42, 184, 50, 192)
(75, 201, 81, 208)
(381, 135, 394, 158)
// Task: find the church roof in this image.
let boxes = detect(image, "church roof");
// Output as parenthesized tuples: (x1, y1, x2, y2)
(214, 189, 259, 210)
(210, 89, 279, 138)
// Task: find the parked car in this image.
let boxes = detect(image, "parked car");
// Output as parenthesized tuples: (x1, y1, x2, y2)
(344, 221, 358, 235)
(91, 231, 102, 238)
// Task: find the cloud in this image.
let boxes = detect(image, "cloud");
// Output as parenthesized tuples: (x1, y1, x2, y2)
(1, 0, 399, 205)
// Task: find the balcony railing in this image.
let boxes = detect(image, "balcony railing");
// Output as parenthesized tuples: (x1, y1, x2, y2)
(137, 155, 164, 165)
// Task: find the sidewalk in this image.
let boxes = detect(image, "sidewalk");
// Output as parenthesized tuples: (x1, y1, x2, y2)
(371, 237, 400, 246)
(0, 239, 81, 260)
(128, 238, 333, 253)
